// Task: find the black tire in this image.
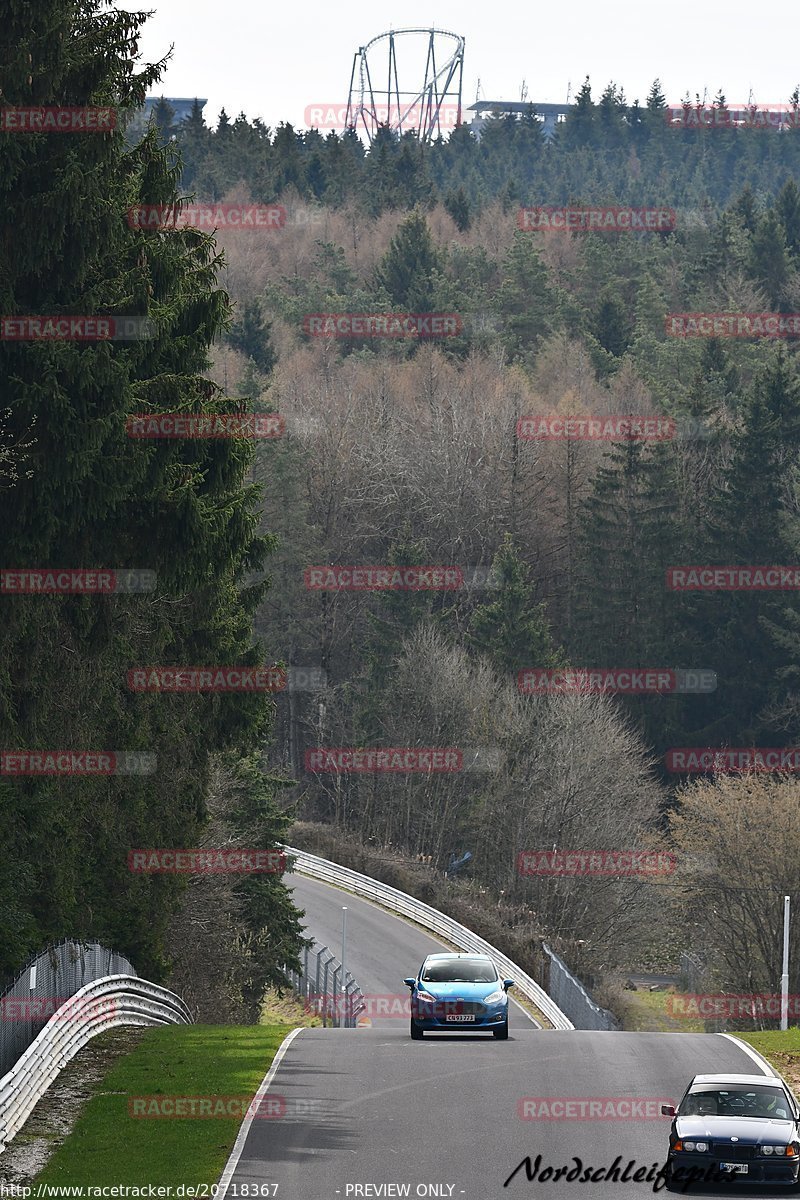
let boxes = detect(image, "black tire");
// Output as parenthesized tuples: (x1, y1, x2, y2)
(410, 1018, 424, 1040)
(663, 1163, 679, 1193)
(493, 1020, 509, 1040)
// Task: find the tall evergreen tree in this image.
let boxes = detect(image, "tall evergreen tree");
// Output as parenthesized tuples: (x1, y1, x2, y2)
(0, 0, 301, 980)
(227, 298, 277, 374)
(469, 535, 564, 677)
(374, 209, 443, 310)
(684, 355, 800, 745)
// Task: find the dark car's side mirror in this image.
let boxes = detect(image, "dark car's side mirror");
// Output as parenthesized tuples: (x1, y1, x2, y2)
(661, 1104, 676, 1117)
(403, 978, 416, 989)
(503, 979, 514, 990)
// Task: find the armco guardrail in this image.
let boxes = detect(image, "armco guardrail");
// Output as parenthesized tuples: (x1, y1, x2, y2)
(0, 974, 192, 1152)
(0, 940, 138, 1077)
(284, 845, 573, 1030)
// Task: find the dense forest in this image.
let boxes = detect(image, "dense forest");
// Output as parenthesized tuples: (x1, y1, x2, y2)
(3, 0, 800, 1023)
(179, 89, 800, 1002)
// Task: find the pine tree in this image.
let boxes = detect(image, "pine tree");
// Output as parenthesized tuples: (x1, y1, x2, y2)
(775, 179, 800, 257)
(590, 288, 632, 360)
(227, 298, 277, 373)
(179, 98, 210, 190)
(152, 96, 176, 142)
(444, 186, 471, 231)
(573, 437, 683, 669)
(749, 210, 790, 307)
(468, 535, 565, 677)
(0, 0, 300, 977)
(356, 536, 442, 742)
(563, 77, 595, 148)
(374, 209, 443, 310)
(695, 354, 800, 742)
(495, 231, 556, 360)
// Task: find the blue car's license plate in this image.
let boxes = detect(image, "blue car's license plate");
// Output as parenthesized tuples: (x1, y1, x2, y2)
(445, 1014, 472, 1022)
(719, 1164, 748, 1174)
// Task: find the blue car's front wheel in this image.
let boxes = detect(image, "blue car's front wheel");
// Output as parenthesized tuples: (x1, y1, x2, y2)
(410, 1017, 424, 1040)
(493, 1019, 508, 1039)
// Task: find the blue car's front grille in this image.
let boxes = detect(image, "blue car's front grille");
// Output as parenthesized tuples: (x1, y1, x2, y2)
(419, 999, 489, 1019)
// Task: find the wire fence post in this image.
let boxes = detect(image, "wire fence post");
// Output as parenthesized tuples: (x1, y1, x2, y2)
(283, 934, 366, 1033)
(331, 967, 341, 1026)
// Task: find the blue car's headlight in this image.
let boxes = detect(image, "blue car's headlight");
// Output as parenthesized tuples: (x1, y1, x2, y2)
(416, 990, 438, 1003)
(483, 989, 506, 1004)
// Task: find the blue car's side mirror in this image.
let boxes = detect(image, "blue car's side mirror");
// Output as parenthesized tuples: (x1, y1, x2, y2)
(403, 978, 416, 988)
(503, 979, 514, 990)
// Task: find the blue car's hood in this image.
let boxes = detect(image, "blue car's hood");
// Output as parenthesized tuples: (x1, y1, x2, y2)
(675, 1115, 794, 1144)
(418, 980, 503, 1000)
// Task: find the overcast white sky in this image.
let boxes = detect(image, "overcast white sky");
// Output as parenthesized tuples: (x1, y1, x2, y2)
(119, 0, 800, 130)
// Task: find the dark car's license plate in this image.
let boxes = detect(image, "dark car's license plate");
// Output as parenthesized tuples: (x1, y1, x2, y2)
(718, 1163, 748, 1174)
(445, 1014, 472, 1022)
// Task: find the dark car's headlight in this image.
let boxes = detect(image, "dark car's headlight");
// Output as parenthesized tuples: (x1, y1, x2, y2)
(681, 1142, 708, 1152)
(483, 989, 505, 1004)
(761, 1146, 786, 1156)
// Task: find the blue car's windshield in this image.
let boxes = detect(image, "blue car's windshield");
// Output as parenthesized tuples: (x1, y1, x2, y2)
(680, 1086, 791, 1119)
(421, 959, 497, 983)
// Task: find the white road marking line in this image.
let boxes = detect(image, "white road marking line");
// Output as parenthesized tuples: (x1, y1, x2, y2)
(216, 1025, 306, 1196)
(718, 1032, 777, 1076)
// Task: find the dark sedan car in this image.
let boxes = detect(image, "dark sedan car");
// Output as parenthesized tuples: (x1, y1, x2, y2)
(662, 1073, 800, 1190)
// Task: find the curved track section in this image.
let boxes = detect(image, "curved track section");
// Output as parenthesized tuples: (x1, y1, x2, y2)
(219, 873, 776, 1198)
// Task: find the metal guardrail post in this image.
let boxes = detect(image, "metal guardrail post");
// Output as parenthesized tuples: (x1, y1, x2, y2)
(344, 977, 360, 1027)
(321, 954, 331, 1028)
(331, 966, 341, 1027)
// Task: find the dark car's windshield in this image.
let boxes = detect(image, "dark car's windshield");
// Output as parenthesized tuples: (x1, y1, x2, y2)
(680, 1086, 792, 1120)
(421, 958, 498, 983)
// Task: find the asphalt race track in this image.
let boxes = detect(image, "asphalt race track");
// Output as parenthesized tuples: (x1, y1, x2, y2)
(222, 873, 784, 1199)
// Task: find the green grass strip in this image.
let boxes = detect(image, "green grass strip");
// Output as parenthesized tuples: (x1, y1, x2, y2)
(737, 1029, 800, 1099)
(35, 1024, 292, 1187)
(739, 1028, 800, 1058)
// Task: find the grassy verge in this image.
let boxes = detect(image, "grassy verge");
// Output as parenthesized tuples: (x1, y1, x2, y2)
(34, 1025, 292, 1187)
(601, 985, 705, 1032)
(260, 985, 321, 1026)
(738, 1029, 800, 1094)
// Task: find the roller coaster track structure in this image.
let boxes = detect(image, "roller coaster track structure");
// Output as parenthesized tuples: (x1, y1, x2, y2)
(345, 28, 465, 145)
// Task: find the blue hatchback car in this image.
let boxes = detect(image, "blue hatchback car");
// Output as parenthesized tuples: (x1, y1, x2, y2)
(404, 953, 514, 1039)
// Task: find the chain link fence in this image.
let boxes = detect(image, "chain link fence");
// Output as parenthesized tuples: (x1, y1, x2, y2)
(285, 941, 366, 1027)
(0, 940, 136, 1077)
(679, 951, 706, 993)
(542, 943, 620, 1031)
